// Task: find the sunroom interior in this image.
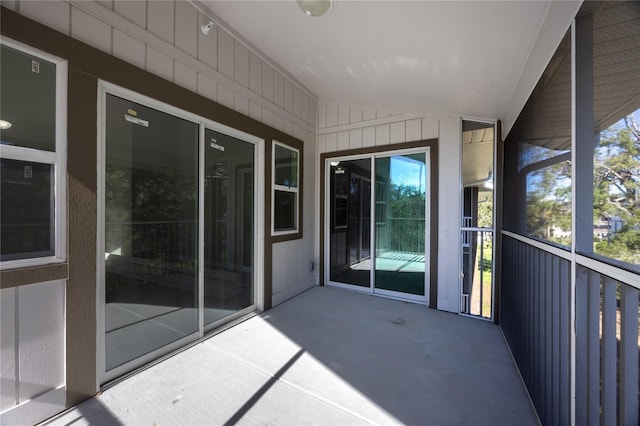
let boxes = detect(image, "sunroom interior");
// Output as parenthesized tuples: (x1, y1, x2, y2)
(0, 1, 639, 425)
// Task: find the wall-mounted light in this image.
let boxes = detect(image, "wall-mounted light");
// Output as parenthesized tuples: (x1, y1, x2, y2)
(0, 119, 12, 130)
(297, 0, 334, 17)
(201, 21, 214, 35)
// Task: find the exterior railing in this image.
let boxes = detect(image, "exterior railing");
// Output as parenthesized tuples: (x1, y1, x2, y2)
(575, 259, 639, 426)
(502, 231, 639, 426)
(461, 229, 493, 318)
(386, 217, 425, 253)
(105, 220, 197, 276)
(501, 234, 571, 426)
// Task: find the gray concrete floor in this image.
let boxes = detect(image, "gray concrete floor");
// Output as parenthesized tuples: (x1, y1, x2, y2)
(47, 286, 539, 425)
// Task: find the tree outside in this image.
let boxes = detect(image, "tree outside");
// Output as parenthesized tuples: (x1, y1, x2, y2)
(524, 111, 639, 266)
(593, 113, 640, 265)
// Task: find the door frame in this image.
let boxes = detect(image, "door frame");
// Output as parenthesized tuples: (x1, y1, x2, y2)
(459, 118, 497, 320)
(321, 142, 437, 306)
(97, 81, 264, 385)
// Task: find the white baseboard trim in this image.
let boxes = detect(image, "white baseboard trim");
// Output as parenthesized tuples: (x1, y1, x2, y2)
(0, 385, 66, 426)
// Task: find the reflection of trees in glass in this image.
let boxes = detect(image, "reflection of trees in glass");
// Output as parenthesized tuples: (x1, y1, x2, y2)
(526, 161, 572, 245)
(389, 183, 425, 252)
(105, 164, 197, 285)
(390, 183, 425, 218)
(594, 114, 640, 265)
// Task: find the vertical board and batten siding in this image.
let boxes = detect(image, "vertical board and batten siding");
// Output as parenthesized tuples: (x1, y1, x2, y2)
(1, 0, 319, 306)
(0, 281, 66, 422)
(501, 235, 571, 426)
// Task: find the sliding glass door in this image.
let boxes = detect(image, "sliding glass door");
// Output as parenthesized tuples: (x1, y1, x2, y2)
(104, 93, 199, 372)
(374, 153, 427, 296)
(329, 158, 372, 288)
(326, 149, 430, 303)
(203, 129, 255, 325)
(101, 85, 260, 382)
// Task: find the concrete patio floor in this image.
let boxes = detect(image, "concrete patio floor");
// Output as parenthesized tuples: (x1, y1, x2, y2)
(46, 286, 539, 425)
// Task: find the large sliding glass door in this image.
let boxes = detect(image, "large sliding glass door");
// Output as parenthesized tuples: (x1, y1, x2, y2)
(100, 84, 261, 382)
(326, 149, 430, 303)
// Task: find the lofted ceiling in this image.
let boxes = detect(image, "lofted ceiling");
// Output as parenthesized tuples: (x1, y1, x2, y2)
(199, 0, 553, 119)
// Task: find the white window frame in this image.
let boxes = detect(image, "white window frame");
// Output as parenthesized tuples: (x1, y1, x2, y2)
(0, 37, 67, 270)
(97, 81, 265, 384)
(272, 140, 300, 236)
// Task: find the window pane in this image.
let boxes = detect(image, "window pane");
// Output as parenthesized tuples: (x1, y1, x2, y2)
(329, 159, 372, 288)
(503, 31, 572, 247)
(591, 1, 640, 266)
(375, 154, 427, 296)
(0, 159, 54, 261)
(274, 144, 298, 187)
(0, 44, 56, 151)
(274, 190, 296, 231)
(204, 128, 255, 325)
(104, 94, 199, 371)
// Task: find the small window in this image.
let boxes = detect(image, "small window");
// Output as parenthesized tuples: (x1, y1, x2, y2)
(272, 141, 299, 235)
(0, 40, 67, 267)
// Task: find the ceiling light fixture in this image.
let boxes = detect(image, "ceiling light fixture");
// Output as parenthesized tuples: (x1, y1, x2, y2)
(201, 21, 214, 35)
(0, 119, 12, 130)
(297, 0, 333, 17)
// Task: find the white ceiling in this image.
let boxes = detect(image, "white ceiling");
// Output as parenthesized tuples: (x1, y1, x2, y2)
(200, 0, 552, 119)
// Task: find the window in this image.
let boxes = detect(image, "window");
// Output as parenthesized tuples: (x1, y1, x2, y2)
(0, 40, 67, 267)
(272, 141, 299, 235)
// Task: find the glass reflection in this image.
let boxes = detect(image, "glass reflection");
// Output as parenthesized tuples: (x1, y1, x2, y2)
(104, 94, 198, 371)
(204, 128, 254, 325)
(0, 44, 56, 151)
(0, 159, 54, 261)
(329, 158, 372, 287)
(374, 154, 426, 296)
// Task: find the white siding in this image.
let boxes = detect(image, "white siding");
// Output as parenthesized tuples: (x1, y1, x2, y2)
(0, 287, 16, 412)
(234, 40, 249, 88)
(217, 29, 234, 79)
(113, 29, 145, 69)
(174, 1, 198, 58)
(146, 47, 174, 81)
(174, 61, 197, 92)
(147, 0, 174, 44)
(0, 281, 66, 419)
(197, 12, 217, 70)
(113, 0, 146, 28)
(71, 6, 112, 54)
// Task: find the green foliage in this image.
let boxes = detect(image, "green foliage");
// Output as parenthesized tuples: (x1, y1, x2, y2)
(526, 161, 572, 243)
(593, 115, 640, 264)
(389, 183, 425, 218)
(477, 194, 493, 228)
(594, 230, 640, 265)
